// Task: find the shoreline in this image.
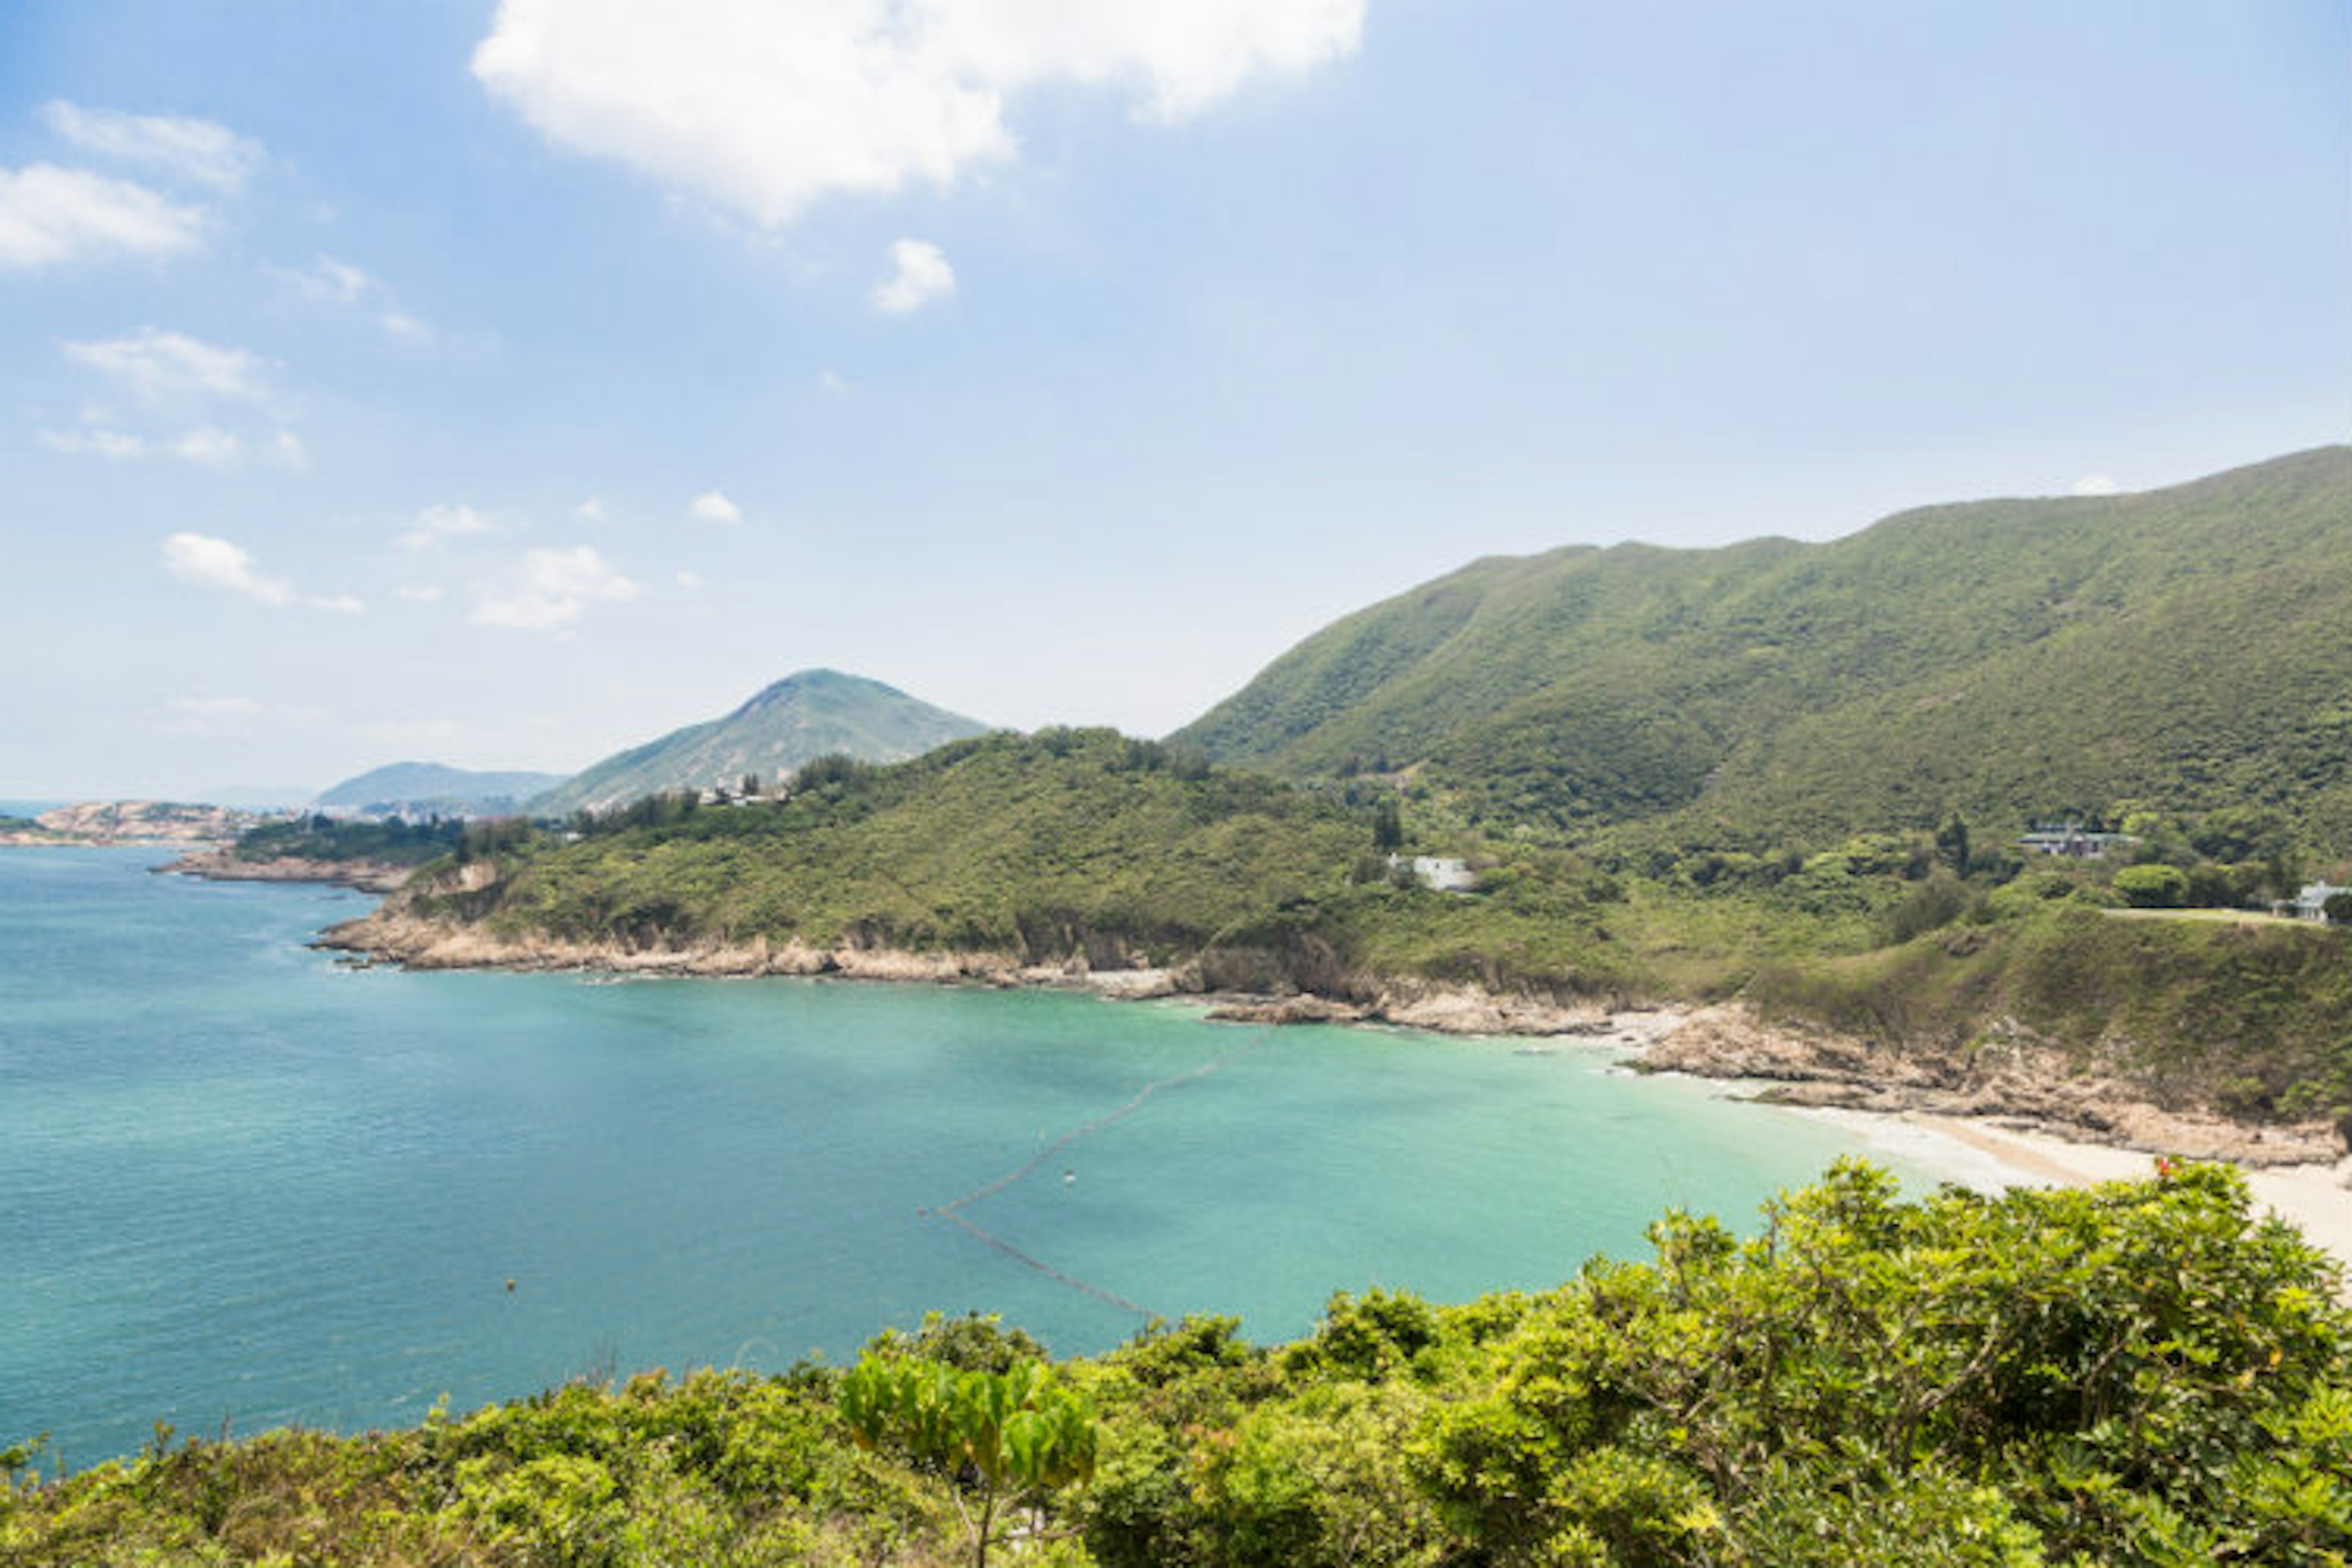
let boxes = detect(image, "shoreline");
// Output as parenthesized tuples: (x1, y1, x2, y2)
(322, 903, 2350, 1267)
(1807, 1104, 2352, 1284)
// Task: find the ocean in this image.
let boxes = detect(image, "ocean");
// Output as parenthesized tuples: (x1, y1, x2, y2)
(0, 847, 1940, 1464)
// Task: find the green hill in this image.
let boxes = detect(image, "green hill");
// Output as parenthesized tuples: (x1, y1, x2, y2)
(529, 669, 992, 817)
(400, 730, 1381, 971)
(314, 762, 569, 816)
(1172, 447, 2352, 851)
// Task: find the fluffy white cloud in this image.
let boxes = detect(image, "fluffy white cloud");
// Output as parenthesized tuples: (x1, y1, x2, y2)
(65, 328, 270, 405)
(688, 490, 742, 524)
(2070, 473, 2121, 497)
(472, 0, 1364, 225)
(873, 238, 956, 314)
(399, 502, 496, 549)
(0, 162, 203, 268)
(472, 545, 639, 630)
(575, 496, 608, 522)
(162, 532, 295, 606)
(41, 102, 263, 191)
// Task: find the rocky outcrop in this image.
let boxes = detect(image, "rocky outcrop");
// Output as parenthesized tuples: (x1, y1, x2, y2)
(160, 850, 415, 895)
(2, 801, 271, 847)
(1638, 1003, 2340, 1167)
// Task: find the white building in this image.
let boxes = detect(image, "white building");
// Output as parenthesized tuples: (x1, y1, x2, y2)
(2290, 881, 2346, 922)
(1389, 854, 1477, 892)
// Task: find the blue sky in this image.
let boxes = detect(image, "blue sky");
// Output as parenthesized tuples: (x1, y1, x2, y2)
(2, 1, 2345, 799)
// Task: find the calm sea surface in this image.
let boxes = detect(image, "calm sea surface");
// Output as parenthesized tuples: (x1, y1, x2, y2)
(1, 848, 1936, 1463)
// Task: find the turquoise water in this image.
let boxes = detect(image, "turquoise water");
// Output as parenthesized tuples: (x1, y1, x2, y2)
(1, 849, 1926, 1464)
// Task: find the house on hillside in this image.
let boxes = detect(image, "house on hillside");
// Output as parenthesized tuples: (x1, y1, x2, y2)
(2288, 881, 2346, 922)
(1389, 854, 1478, 892)
(2018, 823, 2133, 859)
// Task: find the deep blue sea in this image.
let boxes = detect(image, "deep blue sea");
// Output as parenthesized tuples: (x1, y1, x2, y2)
(1, 848, 1940, 1464)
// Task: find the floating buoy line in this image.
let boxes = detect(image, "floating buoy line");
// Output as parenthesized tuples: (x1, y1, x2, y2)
(922, 1031, 1268, 1320)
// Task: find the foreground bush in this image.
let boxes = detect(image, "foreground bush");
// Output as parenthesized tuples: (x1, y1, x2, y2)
(5, 1163, 2344, 1566)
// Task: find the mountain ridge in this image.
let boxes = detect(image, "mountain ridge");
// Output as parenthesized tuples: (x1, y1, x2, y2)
(529, 668, 993, 816)
(1172, 446, 2352, 848)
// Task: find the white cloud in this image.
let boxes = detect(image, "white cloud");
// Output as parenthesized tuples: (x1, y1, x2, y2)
(380, 310, 432, 342)
(162, 695, 266, 737)
(170, 427, 242, 467)
(65, 328, 270, 405)
(38, 421, 285, 470)
(688, 490, 742, 524)
(399, 502, 496, 549)
(42, 102, 263, 191)
(276, 254, 373, 303)
(0, 162, 203, 268)
(309, 594, 368, 616)
(162, 532, 295, 606)
(471, 0, 1365, 226)
(37, 426, 151, 461)
(873, 238, 955, 314)
(395, 583, 447, 603)
(575, 496, 608, 522)
(817, 368, 850, 397)
(472, 545, 639, 630)
(2070, 473, 2121, 497)
(676, 568, 705, 589)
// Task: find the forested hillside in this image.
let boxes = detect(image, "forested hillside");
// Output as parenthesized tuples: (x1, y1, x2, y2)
(1174, 448, 2352, 850)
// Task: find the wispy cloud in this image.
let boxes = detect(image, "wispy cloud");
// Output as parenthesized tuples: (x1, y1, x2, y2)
(873, 239, 954, 315)
(472, 545, 638, 631)
(688, 490, 742, 524)
(274, 255, 434, 342)
(0, 162, 203, 268)
(2070, 473, 2121, 497)
(66, 328, 271, 405)
(398, 502, 496, 549)
(161, 532, 363, 612)
(42, 102, 263, 191)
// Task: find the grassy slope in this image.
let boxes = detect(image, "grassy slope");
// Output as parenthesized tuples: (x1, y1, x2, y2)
(1174, 447, 2352, 849)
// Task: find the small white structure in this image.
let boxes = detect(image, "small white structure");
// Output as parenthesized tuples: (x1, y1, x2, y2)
(2290, 881, 2346, 922)
(2019, 823, 2133, 859)
(1390, 854, 1477, 892)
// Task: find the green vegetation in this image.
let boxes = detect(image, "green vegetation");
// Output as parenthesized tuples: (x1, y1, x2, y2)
(376, 731, 2351, 1125)
(841, 1356, 1098, 1567)
(7, 1166, 2345, 1565)
(1173, 447, 2352, 854)
(530, 669, 992, 818)
(228, 814, 465, 868)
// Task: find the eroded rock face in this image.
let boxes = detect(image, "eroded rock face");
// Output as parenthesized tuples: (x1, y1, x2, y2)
(1638, 1004, 2342, 1167)
(6, 801, 268, 846)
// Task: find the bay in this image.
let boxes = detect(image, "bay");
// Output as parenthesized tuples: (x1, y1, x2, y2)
(0, 848, 1933, 1465)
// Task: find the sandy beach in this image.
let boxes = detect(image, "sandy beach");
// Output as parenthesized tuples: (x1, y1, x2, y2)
(1804, 1104, 2352, 1283)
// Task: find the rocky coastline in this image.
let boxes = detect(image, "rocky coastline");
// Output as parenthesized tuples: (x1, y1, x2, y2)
(315, 905, 2343, 1169)
(160, 849, 416, 895)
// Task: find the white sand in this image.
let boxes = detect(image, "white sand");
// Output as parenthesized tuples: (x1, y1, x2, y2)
(1796, 1106, 2352, 1284)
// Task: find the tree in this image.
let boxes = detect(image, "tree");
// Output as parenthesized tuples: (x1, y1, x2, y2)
(1934, 810, 1972, 873)
(2325, 891, 2352, 926)
(840, 1354, 1098, 1568)
(1371, 796, 1404, 853)
(2113, 863, 2190, 908)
